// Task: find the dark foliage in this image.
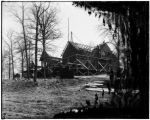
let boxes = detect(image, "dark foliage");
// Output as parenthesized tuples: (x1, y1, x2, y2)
(73, 1, 147, 17)
(54, 107, 147, 119)
(73, 1, 149, 117)
(54, 91, 147, 119)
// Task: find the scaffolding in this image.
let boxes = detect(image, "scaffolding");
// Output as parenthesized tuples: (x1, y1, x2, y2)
(63, 54, 111, 75)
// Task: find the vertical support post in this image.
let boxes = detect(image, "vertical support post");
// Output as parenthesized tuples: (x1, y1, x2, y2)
(68, 18, 69, 41)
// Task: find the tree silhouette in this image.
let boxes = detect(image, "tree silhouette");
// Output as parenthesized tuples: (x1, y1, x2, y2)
(73, 1, 149, 117)
(38, 3, 61, 80)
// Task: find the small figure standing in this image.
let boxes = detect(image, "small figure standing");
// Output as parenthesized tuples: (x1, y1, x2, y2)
(86, 100, 91, 107)
(95, 93, 98, 105)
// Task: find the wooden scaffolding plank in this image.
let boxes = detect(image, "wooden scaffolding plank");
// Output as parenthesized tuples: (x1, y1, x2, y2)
(87, 60, 97, 71)
(78, 70, 85, 76)
(98, 61, 107, 72)
(76, 59, 89, 70)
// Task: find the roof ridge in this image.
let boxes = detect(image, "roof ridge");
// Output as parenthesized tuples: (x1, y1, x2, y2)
(69, 41, 94, 51)
(69, 41, 93, 47)
(43, 50, 52, 57)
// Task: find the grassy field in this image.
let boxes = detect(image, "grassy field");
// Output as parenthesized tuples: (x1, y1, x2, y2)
(2, 75, 111, 119)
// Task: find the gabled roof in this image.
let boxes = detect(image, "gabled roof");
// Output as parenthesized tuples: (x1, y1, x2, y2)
(40, 50, 51, 61)
(98, 42, 112, 52)
(61, 41, 94, 56)
(69, 41, 94, 52)
(40, 50, 61, 61)
(100, 43, 118, 58)
(92, 42, 117, 58)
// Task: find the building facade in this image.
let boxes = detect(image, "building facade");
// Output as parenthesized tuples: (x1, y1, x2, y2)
(40, 50, 62, 69)
(62, 41, 118, 75)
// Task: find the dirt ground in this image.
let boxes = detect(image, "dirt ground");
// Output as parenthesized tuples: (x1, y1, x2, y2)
(2, 75, 111, 119)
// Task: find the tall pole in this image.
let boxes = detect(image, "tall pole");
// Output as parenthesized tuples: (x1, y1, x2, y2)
(71, 31, 73, 42)
(68, 18, 69, 41)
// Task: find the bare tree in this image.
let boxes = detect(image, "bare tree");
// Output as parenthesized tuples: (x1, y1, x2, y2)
(29, 2, 44, 83)
(5, 31, 15, 79)
(14, 35, 25, 77)
(38, 3, 61, 80)
(12, 2, 30, 80)
(28, 40, 31, 70)
(2, 48, 10, 79)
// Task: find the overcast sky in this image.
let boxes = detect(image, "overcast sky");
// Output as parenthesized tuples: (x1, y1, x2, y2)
(2, 2, 113, 56)
(2, 2, 115, 72)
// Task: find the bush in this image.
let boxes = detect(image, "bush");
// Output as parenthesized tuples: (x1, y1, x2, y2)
(53, 91, 148, 118)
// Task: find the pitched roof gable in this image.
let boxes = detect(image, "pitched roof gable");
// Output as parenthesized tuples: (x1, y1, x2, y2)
(61, 41, 94, 57)
(40, 50, 51, 61)
(69, 41, 94, 52)
(99, 42, 111, 52)
(40, 51, 61, 61)
(99, 43, 117, 58)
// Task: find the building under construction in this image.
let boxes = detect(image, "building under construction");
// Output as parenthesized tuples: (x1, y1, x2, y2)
(39, 30, 119, 76)
(61, 41, 118, 75)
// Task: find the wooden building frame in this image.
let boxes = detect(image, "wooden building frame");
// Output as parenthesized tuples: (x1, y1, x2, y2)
(63, 54, 111, 75)
(62, 41, 118, 76)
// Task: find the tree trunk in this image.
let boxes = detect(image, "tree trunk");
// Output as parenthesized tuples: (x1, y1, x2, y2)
(33, 14, 39, 83)
(22, 4, 29, 80)
(34, 40, 37, 83)
(9, 52, 11, 80)
(41, 11, 46, 80)
(43, 34, 46, 80)
(117, 15, 120, 70)
(129, 5, 149, 117)
(11, 50, 14, 79)
(10, 40, 15, 79)
(29, 41, 31, 73)
(21, 51, 24, 77)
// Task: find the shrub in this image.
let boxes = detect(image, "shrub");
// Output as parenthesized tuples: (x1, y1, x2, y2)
(53, 90, 146, 118)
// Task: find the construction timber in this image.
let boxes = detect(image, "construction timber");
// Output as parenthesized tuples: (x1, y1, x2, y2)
(62, 41, 118, 76)
(63, 54, 111, 75)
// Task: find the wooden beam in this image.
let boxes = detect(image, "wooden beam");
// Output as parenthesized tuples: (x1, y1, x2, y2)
(84, 70, 93, 75)
(76, 59, 89, 70)
(88, 60, 97, 71)
(78, 70, 85, 76)
(98, 61, 107, 72)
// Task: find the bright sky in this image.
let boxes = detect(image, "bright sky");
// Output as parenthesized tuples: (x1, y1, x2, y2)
(53, 2, 106, 56)
(2, 2, 112, 56)
(2, 2, 115, 72)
